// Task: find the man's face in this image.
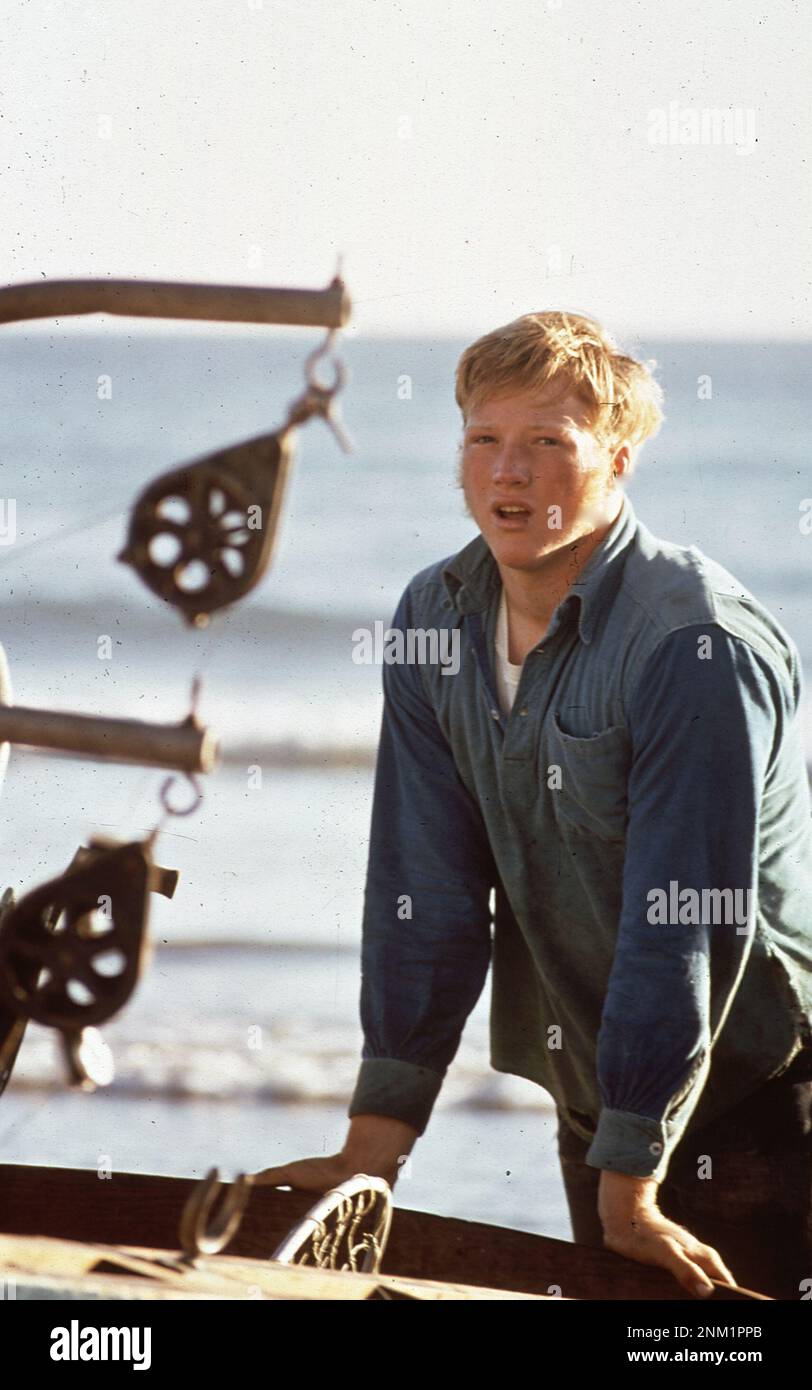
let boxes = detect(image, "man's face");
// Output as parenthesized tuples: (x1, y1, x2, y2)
(458, 386, 622, 572)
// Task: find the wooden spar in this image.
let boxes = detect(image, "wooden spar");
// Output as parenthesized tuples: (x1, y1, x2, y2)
(0, 704, 218, 773)
(0, 276, 351, 329)
(0, 1164, 770, 1301)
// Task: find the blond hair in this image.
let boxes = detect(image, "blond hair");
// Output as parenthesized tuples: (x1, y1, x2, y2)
(455, 310, 664, 463)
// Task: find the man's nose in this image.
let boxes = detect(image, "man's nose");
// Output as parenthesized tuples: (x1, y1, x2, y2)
(492, 443, 532, 483)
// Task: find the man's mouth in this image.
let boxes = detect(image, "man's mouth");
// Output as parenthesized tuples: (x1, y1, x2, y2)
(491, 502, 533, 526)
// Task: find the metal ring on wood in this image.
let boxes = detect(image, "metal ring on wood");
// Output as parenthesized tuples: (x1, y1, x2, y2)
(178, 1167, 254, 1261)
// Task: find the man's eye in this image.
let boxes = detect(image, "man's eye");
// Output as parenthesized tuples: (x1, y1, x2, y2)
(470, 434, 495, 443)
(536, 437, 558, 445)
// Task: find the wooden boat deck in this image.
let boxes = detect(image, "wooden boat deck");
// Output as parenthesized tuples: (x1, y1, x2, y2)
(0, 1232, 551, 1301)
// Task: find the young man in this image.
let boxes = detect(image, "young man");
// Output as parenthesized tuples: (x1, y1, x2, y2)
(255, 312, 812, 1300)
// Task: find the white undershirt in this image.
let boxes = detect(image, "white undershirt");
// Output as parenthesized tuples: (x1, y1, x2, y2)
(494, 586, 524, 716)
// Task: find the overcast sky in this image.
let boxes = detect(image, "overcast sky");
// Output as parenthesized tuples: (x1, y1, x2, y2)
(1, 0, 809, 337)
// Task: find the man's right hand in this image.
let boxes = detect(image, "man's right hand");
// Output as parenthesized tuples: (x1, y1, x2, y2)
(249, 1113, 420, 1193)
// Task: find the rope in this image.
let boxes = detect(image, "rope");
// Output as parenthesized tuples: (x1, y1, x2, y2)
(1, 499, 134, 567)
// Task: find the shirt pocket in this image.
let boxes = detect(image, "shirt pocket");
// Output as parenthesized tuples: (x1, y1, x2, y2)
(546, 712, 631, 845)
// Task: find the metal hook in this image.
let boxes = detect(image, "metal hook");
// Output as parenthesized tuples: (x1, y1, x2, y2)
(159, 771, 203, 818)
(304, 328, 347, 395)
(178, 1166, 254, 1262)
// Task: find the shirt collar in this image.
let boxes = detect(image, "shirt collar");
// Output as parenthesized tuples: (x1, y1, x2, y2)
(441, 490, 638, 645)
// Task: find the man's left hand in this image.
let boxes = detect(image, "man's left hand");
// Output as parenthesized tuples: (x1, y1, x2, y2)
(598, 1170, 737, 1297)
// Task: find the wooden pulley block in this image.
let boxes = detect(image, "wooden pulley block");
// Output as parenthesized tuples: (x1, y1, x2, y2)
(0, 837, 178, 1032)
(118, 429, 294, 627)
(0, 887, 28, 1097)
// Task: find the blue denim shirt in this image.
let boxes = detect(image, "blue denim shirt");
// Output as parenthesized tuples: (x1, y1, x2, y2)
(348, 490, 812, 1180)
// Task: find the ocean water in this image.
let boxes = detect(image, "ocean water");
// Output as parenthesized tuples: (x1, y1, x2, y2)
(0, 329, 809, 1242)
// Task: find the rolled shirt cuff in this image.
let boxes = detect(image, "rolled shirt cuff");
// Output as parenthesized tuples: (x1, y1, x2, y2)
(585, 1107, 677, 1182)
(348, 1057, 443, 1136)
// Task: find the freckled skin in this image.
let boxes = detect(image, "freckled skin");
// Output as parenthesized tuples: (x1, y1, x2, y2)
(455, 387, 632, 641)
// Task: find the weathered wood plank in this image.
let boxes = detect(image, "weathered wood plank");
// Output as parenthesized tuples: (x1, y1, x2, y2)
(0, 1164, 768, 1300)
(0, 1232, 551, 1300)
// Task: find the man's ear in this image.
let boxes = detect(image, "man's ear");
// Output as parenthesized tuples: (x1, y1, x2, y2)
(610, 442, 634, 479)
